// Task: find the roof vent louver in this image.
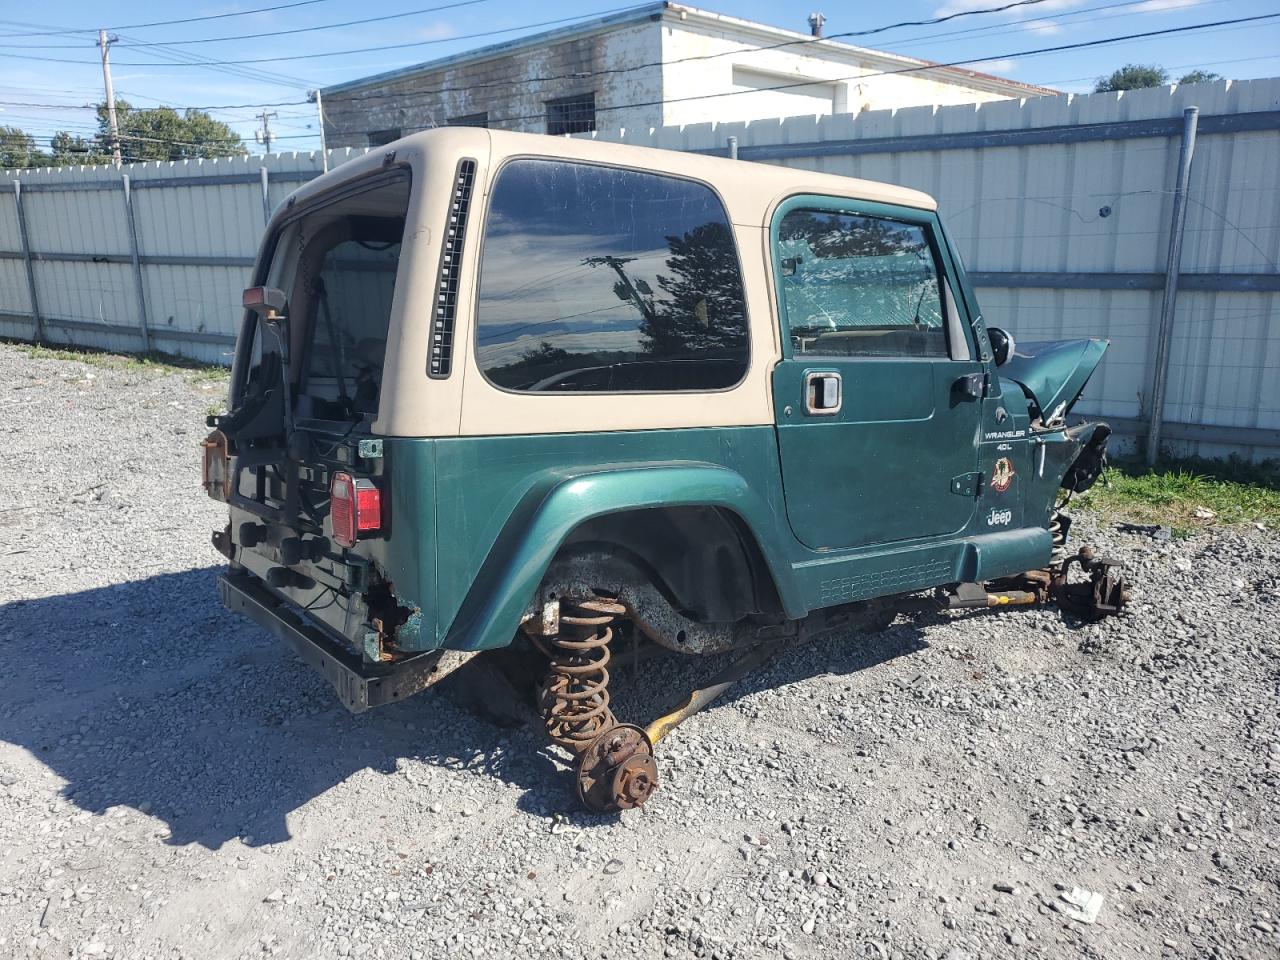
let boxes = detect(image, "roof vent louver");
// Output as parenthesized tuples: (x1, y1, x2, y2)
(428, 158, 477, 379)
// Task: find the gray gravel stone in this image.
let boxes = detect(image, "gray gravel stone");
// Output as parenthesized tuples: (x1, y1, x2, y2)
(0, 342, 1278, 959)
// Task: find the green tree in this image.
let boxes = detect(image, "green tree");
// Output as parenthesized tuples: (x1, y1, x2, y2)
(95, 100, 247, 161)
(1094, 64, 1169, 92)
(0, 126, 53, 169)
(50, 130, 109, 166)
(1177, 70, 1222, 85)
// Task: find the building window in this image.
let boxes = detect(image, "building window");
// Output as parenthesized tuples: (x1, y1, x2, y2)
(367, 128, 401, 147)
(475, 159, 749, 393)
(448, 112, 489, 128)
(545, 93, 596, 136)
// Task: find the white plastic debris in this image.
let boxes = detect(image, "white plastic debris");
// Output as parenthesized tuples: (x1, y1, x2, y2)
(1057, 887, 1104, 924)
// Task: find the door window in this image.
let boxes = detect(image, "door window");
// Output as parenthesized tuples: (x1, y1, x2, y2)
(777, 209, 950, 359)
(475, 159, 750, 392)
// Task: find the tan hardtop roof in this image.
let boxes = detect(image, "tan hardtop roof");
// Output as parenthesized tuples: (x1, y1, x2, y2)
(285, 126, 937, 217)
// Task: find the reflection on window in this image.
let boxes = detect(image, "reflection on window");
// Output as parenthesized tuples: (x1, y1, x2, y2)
(475, 160, 750, 392)
(777, 209, 947, 358)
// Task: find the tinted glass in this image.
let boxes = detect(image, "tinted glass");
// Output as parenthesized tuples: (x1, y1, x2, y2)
(476, 160, 749, 392)
(777, 209, 947, 359)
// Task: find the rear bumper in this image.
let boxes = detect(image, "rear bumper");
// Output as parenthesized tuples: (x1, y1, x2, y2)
(218, 571, 472, 713)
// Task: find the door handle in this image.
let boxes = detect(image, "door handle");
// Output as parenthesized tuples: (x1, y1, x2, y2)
(804, 371, 842, 415)
(953, 372, 986, 401)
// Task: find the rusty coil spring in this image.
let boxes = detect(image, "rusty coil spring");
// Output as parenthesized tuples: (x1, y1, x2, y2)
(1049, 511, 1068, 567)
(531, 598, 625, 753)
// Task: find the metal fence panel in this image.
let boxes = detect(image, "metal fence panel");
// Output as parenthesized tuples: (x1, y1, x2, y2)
(2, 80, 1278, 458)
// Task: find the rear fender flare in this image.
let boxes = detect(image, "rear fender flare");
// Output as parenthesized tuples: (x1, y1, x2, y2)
(440, 463, 804, 651)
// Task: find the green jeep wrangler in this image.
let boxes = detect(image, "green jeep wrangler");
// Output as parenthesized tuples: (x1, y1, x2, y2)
(204, 128, 1123, 812)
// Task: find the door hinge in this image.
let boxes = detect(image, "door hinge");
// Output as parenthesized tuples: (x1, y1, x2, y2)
(951, 472, 983, 498)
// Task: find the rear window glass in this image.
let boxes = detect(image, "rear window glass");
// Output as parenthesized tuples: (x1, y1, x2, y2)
(268, 171, 410, 421)
(475, 159, 749, 393)
(777, 209, 947, 359)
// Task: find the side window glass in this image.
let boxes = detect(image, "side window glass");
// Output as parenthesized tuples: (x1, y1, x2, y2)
(777, 209, 948, 359)
(475, 159, 750, 393)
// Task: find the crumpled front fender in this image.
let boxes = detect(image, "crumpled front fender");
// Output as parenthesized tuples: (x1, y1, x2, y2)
(1002, 338, 1108, 423)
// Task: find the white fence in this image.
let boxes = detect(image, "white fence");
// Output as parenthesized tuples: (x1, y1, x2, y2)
(2, 79, 1278, 458)
(0, 149, 370, 365)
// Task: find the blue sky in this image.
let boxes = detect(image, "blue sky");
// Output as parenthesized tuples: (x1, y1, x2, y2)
(2, 0, 1278, 155)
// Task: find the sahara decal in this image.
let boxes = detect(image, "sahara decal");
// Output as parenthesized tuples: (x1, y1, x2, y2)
(991, 457, 1016, 493)
(986, 507, 1013, 527)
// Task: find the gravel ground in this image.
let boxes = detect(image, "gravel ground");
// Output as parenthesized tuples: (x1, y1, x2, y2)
(1, 340, 1277, 960)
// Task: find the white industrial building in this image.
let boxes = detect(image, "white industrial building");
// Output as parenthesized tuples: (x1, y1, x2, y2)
(320, 2, 1055, 147)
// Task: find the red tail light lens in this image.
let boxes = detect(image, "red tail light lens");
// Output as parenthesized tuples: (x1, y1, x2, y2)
(329, 471, 382, 548)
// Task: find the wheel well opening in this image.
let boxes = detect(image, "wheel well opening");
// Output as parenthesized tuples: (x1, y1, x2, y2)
(558, 505, 784, 624)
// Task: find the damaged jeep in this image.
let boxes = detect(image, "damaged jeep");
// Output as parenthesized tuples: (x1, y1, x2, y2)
(204, 128, 1126, 813)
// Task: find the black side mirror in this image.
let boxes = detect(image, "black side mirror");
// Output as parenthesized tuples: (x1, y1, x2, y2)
(988, 326, 1015, 366)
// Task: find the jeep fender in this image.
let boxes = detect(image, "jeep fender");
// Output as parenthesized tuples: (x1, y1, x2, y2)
(439, 463, 805, 651)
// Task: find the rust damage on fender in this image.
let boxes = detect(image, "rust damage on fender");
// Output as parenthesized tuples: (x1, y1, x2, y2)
(363, 562, 422, 661)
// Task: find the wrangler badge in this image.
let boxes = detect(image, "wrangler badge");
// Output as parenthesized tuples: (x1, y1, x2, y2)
(991, 457, 1015, 493)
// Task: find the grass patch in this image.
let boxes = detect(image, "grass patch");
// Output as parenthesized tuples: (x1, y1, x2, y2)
(1074, 455, 1280, 530)
(8, 339, 229, 385)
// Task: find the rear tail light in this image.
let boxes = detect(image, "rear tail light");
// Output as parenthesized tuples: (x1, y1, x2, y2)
(201, 429, 231, 501)
(329, 471, 382, 548)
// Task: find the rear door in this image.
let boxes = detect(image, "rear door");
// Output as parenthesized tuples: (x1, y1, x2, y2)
(769, 197, 984, 551)
(226, 170, 411, 640)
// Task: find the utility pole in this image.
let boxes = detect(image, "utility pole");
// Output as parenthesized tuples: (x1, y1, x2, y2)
(308, 89, 330, 172)
(97, 29, 122, 166)
(255, 110, 278, 154)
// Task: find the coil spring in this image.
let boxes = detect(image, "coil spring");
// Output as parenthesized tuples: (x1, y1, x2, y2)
(1049, 511, 1068, 567)
(531, 598, 624, 753)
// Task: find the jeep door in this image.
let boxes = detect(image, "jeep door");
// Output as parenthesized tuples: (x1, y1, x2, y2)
(769, 197, 983, 550)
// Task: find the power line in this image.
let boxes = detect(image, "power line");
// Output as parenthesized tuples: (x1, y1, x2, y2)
(883, 0, 1236, 54)
(0, 6, 637, 65)
(5, 0, 492, 49)
(310, 6, 1277, 119)
(6, 1, 1059, 65)
(50, 8, 1255, 148)
(111, 30, 318, 91)
(316, 2, 1100, 112)
(0, 1, 340, 38)
(7, 7, 1276, 154)
(322, 10, 1280, 136)
(1036, 52, 1280, 86)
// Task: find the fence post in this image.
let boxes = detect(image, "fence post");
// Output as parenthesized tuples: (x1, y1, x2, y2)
(260, 166, 271, 226)
(1145, 106, 1199, 466)
(120, 174, 152, 353)
(727, 136, 738, 160)
(12, 179, 44, 343)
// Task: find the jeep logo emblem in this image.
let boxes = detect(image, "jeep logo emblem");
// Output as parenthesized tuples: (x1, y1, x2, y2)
(986, 508, 1013, 527)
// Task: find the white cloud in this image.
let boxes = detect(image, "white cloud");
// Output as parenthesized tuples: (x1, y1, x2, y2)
(933, 0, 1083, 15)
(417, 21, 457, 41)
(1022, 19, 1063, 35)
(1131, 0, 1201, 10)
(970, 58, 1019, 74)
